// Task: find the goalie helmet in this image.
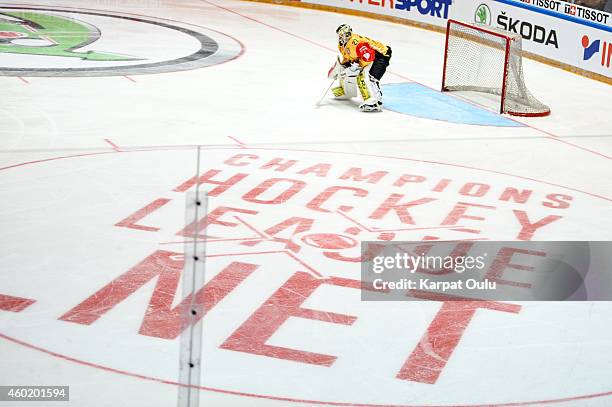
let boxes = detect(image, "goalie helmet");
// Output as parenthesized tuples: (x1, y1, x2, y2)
(336, 24, 352, 46)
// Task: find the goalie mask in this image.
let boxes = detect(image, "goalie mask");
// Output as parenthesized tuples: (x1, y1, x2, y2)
(336, 24, 352, 46)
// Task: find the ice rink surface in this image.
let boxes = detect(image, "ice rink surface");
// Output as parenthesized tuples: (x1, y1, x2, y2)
(1, 0, 612, 406)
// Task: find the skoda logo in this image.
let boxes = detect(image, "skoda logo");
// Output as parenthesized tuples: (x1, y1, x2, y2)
(475, 4, 492, 25)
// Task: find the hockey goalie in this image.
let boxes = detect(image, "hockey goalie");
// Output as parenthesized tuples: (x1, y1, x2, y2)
(328, 24, 392, 112)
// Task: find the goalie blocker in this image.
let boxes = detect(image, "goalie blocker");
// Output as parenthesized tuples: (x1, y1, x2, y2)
(328, 24, 392, 112)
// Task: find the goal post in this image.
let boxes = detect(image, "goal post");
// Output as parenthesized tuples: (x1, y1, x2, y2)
(441, 19, 550, 117)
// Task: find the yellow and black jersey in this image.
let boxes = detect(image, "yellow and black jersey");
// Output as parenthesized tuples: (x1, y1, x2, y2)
(339, 33, 390, 68)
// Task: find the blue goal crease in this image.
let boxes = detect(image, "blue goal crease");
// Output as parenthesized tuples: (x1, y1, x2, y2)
(381, 83, 524, 127)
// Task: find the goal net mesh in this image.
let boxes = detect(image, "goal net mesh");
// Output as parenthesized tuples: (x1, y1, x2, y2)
(442, 20, 550, 117)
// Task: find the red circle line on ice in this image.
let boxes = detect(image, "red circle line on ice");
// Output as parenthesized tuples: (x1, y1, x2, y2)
(1, 331, 612, 406)
(0, 147, 611, 407)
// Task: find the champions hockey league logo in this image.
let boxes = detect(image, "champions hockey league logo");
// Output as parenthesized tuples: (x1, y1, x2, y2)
(2, 148, 612, 404)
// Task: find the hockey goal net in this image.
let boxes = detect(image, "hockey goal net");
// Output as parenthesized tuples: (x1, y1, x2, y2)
(442, 19, 550, 117)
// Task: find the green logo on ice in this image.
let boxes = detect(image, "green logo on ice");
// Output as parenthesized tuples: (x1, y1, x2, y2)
(0, 11, 140, 61)
(0, 6, 242, 77)
(475, 4, 492, 25)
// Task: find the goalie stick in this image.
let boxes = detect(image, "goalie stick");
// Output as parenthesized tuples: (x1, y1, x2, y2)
(316, 57, 346, 107)
(315, 79, 335, 107)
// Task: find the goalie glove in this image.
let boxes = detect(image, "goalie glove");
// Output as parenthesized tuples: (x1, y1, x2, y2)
(327, 57, 343, 80)
(328, 56, 362, 80)
(344, 62, 361, 78)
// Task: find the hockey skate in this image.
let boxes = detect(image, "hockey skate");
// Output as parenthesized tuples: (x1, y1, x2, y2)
(359, 100, 382, 112)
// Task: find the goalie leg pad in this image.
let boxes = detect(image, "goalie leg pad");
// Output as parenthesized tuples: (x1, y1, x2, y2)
(357, 71, 370, 101)
(358, 64, 383, 112)
(333, 65, 359, 99)
(332, 85, 345, 97)
(342, 75, 358, 99)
